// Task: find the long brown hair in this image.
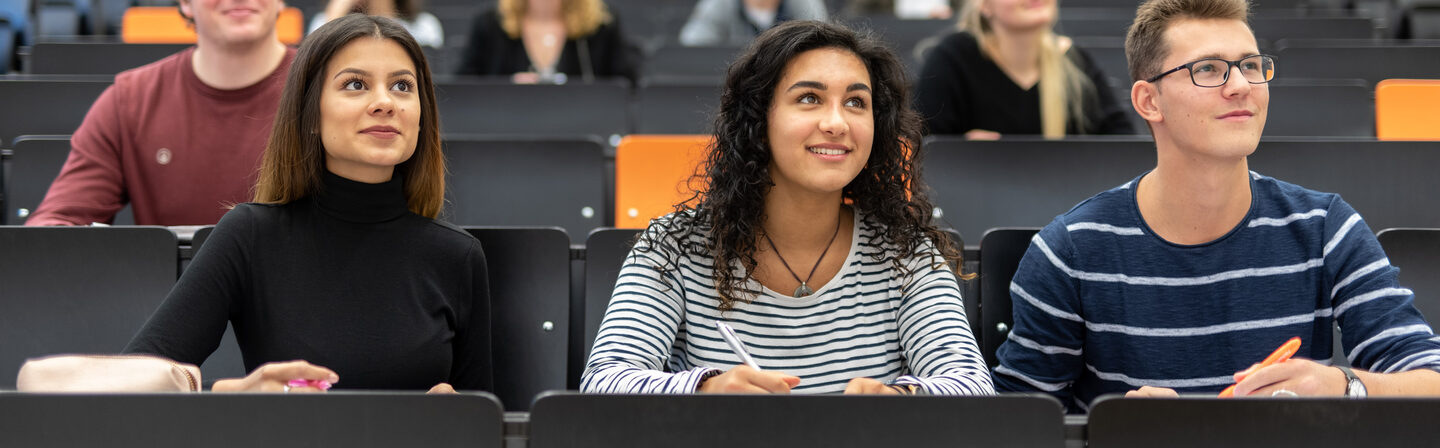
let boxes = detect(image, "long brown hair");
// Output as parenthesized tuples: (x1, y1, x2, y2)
(253, 14, 446, 218)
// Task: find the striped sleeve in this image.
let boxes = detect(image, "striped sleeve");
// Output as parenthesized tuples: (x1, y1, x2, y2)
(1324, 198, 1440, 374)
(992, 219, 1086, 408)
(889, 243, 995, 395)
(579, 226, 718, 393)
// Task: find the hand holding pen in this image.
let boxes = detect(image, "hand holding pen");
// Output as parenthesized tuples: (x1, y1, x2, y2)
(696, 321, 801, 394)
(212, 360, 338, 393)
(1219, 336, 1302, 398)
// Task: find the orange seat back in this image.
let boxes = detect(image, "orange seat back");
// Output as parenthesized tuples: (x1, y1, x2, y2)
(614, 135, 713, 229)
(1376, 79, 1440, 141)
(122, 6, 304, 45)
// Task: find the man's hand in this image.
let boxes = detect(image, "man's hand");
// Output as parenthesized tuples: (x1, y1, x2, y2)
(1125, 386, 1180, 398)
(1230, 358, 1346, 397)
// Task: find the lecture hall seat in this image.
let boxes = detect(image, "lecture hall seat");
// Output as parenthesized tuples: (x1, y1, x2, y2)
(121, 6, 304, 44)
(613, 135, 711, 229)
(0, 226, 178, 389)
(1375, 79, 1440, 141)
(978, 228, 1041, 368)
(1376, 228, 1440, 322)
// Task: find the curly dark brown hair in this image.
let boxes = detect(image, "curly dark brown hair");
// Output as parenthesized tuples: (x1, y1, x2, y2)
(637, 20, 965, 312)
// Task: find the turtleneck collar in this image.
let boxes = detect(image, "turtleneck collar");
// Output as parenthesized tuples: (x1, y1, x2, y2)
(314, 170, 411, 223)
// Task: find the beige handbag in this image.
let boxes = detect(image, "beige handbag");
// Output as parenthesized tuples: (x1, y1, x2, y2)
(16, 354, 201, 392)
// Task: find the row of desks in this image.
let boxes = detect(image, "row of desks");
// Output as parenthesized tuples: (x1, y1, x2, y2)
(2, 392, 1436, 447)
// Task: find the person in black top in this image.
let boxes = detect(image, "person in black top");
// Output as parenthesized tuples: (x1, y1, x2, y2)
(915, 0, 1134, 138)
(456, 0, 639, 85)
(125, 15, 493, 394)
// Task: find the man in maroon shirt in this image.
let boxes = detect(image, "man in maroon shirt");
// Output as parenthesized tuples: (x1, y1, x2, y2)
(26, 0, 298, 226)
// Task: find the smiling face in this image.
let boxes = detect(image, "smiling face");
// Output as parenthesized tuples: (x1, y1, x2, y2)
(980, 0, 1056, 32)
(318, 37, 422, 183)
(180, 0, 283, 47)
(764, 47, 875, 200)
(1145, 18, 1268, 161)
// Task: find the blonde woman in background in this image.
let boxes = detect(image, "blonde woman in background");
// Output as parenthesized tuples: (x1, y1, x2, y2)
(457, 0, 639, 84)
(914, 0, 1133, 138)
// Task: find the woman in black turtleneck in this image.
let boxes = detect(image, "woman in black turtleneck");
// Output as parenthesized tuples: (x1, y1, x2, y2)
(125, 16, 492, 393)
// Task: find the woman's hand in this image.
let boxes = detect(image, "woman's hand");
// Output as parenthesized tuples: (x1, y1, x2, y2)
(964, 129, 1002, 140)
(427, 383, 457, 394)
(697, 365, 801, 394)
(212, 360, 338, 393)
(842, 377, 904, 395)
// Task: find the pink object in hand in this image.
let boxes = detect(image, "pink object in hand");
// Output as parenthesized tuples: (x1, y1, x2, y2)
(286, 379, 333, 390)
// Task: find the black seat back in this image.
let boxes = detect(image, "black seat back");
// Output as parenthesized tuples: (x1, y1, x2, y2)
(445, 136, 608, 244)
(1377, 228, 1440, 323)
(0, 226, 177, 387)
(465, 227, 571, 411)
(979, 228, 1041, 367)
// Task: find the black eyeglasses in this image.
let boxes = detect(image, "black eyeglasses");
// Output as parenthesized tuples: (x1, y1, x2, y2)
(1145, 55, 1277, 87)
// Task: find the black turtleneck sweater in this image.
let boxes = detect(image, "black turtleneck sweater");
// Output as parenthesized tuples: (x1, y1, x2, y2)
(126, 172, 493, 391)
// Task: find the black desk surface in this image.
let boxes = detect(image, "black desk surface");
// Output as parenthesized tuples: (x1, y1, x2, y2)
(529, 392, 1068, 448)
(0, 392, 505, 448)
(1088, 396, 1440, 448)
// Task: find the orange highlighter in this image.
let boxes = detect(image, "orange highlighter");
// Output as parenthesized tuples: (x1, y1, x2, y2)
(1217, 336, 1302, 398)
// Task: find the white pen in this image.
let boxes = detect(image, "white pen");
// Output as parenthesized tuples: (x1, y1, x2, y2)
(715, 321, 761, 370)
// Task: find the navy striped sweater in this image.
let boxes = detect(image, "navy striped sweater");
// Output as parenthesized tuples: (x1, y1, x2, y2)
(581, 208, 995, 395)
(994, 172, 1440, 412)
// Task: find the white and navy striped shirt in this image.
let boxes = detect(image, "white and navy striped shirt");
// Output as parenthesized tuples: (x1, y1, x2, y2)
(994, 172, 1440, 412)
(581, 208, 994, 395)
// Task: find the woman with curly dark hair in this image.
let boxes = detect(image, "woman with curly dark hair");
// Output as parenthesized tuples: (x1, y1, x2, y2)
(581, 20, 992, 395)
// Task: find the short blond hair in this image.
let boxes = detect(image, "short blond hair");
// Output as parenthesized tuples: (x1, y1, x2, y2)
(498, 0, 611, 39)
(1125, 0, 1250, 83)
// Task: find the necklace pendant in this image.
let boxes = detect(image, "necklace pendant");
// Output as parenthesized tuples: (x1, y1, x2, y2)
(793, 283, 814, 297)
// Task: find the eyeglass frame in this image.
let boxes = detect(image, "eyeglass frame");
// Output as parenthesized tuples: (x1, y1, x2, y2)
(1144, 54, 1277, 87)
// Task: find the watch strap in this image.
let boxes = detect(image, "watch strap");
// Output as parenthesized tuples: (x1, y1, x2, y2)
(1336, 366, 1365, 398)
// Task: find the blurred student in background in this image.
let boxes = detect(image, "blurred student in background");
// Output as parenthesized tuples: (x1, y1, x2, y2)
(582, 21, 992, 396)
(457, 0, 639, 84)
(308, 0, 444, 48)
(914, 0, 1133, 138)
(679, 0, 828, 47)
(126, 16, 493, 394)
(27, 0, 295, 226)
(845, 0, 955, 19)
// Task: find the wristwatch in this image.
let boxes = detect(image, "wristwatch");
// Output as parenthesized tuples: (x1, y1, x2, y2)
(1336, 366, 1368, 398)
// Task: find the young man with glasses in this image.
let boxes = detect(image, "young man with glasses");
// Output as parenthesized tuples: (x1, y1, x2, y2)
(992, 0, 1440, 412)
